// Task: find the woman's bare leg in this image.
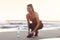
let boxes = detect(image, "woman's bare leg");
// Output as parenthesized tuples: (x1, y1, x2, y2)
(35, 30, 38, 36)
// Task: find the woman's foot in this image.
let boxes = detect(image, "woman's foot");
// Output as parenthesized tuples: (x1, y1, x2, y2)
(27, 33, 33, 38)
(35, 31, 38, 36)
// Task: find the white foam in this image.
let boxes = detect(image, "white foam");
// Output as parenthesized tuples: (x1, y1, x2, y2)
(0, 27, 60, 32)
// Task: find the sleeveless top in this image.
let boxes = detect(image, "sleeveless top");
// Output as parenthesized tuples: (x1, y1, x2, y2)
(29, 17, 43, 29)
(28, 13, 43, 29)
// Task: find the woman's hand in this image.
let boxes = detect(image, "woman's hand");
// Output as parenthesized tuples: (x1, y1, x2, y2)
(31, 31, 34, 34)
(28, 31, 30, 34)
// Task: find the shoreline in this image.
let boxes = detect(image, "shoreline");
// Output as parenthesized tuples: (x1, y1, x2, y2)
(0, 27, 60, 40)
(0, 27, 60, 32)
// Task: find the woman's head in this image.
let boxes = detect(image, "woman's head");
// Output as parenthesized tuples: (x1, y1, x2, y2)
(27, 4, 34, 13)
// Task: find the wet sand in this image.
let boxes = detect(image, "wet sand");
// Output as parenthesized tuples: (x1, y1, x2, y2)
(0, 28, 60, 40)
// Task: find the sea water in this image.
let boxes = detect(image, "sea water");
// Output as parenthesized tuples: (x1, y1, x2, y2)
(0, 21, 60, 30)
(20, 21, 60, 30)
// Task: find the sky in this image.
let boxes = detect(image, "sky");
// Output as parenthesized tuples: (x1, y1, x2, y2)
(0, 0, 60, 21)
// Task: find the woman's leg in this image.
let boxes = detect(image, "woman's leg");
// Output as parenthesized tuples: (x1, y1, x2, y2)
(34, 22, 43, 36)
(34, 24, 42, 36)
(27, 24, 34, 38)
(35, 30, 38, 36)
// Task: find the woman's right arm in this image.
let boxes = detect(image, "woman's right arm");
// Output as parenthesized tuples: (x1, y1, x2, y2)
(26, 14, 30, 34)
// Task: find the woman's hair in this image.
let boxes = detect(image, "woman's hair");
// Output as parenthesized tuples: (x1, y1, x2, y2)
(27, 4, 34, 12)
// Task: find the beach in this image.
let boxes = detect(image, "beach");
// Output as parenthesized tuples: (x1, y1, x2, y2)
(0, 21, 60, 40)
(0, 28, 60, 40)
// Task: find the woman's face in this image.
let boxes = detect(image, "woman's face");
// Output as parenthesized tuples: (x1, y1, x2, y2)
(27, 6, 33, 13)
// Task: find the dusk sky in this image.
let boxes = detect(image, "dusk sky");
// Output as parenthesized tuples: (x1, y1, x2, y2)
(0, 0, 60, 21)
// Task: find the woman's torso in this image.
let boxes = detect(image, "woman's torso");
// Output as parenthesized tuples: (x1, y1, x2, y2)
(27, 13, 43, 29)
(28, 13, 37, 25)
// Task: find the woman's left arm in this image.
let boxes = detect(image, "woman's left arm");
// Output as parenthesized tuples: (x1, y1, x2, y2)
(32, 13, 40, 33)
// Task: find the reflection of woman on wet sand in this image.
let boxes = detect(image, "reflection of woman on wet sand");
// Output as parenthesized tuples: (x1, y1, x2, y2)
(26, 4, 43, 38)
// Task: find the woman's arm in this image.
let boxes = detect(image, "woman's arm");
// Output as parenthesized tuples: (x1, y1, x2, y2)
(26, 14, 30, 34)
(32, 13, 40, 32)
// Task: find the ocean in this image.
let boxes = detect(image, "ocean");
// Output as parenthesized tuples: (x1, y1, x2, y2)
(19, 21, 60, 30)
(0, 21, 60, 30)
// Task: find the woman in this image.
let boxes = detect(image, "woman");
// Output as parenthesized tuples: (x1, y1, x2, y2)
(26, 4, 43, 38)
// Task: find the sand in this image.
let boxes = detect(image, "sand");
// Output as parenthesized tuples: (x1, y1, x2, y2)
(0, 28, 60, 40)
